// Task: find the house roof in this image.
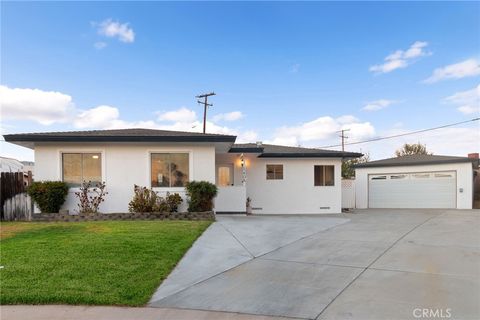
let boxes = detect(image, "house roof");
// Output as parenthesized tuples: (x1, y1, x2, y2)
(230, 143, 363, 158)
(3, 128, 237, 147)
(354, 154, 476, 169)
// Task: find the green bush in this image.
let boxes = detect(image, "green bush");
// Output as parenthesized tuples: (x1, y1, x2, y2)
(27, 181, 69, 213)
(185, 181, 218, 212)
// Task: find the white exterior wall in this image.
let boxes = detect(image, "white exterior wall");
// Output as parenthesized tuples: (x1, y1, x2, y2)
(34, 142, 216, 213)
(355, 162, 473, 209)
(238, 156, 342, 214)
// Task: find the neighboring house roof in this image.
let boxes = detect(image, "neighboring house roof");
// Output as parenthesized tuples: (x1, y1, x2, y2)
(354, 154, 476, 169)
(3, 128, 237, 148)
(230, 143, 362, 158)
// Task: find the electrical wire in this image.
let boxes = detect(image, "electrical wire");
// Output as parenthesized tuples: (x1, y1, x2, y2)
(319, 117, 480, 149)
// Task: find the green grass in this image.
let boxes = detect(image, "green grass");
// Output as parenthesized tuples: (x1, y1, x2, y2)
(0, 220, 211, 306)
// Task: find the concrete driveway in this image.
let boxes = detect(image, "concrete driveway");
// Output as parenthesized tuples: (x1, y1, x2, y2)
(150, 210, 480, 320)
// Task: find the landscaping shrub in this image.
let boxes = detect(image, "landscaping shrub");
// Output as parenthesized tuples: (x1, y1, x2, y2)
(129, 185, 159, 213)
(185, 181, 218, 212)
(75, 181, 108, 214)
(27, 181, 69, 213)
(166, 193, 182, 212)
(128, 185, 183, 213)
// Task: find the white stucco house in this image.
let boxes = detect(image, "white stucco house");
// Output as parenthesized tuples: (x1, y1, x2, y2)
(354, 154, 476, 209)
(4, 128, 362, 214)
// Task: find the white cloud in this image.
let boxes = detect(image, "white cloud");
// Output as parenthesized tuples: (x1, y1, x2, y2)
(0, 85, 73, 125)
(362, 99, 397, 111)
(269, 115, 375, 147)
(444, 84, 480, 115)
(97, 19, 135, 43)
(94, 41, 107, 50)
(424, 59, 480, 83)
(157, 107, 197, 123)
(74, 105, 119, 128)
(370, 41, 430, 74)
(212, 111, 243, 122)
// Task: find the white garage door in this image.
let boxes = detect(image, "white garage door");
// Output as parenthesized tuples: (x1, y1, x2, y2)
(368, 171, 456, 208)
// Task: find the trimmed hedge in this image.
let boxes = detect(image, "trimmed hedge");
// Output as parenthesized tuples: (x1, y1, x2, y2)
(185, 181, 218, 212)
(27, 181, 69, 213)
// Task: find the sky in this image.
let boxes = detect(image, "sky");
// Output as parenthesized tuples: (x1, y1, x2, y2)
(1, 1, 479, 161)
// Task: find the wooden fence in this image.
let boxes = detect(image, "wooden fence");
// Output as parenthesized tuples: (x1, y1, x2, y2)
(0, 171, 33, 221)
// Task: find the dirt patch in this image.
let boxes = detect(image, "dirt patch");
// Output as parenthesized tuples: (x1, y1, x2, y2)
(0, 223, 41, 240)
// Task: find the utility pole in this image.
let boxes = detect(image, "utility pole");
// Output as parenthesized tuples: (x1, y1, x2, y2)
(196, 92, 216, 133)
(337, 129, 350, 151)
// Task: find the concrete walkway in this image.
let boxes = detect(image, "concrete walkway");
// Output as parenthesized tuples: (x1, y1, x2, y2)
(151, 210, 480, 320)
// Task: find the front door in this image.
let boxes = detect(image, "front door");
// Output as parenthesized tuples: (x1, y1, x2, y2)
(216, 164, 234, 186)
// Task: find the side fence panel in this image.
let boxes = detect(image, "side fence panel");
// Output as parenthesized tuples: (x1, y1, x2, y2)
(0, 171, 33, 221)
(341, 179, 356, 209)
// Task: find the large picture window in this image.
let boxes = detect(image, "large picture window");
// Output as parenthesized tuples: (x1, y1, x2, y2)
(62, 153, 102, 187)
(314, 165, 335, 186)
(266, 164, 283, 180)
(151, 153, 189, 187)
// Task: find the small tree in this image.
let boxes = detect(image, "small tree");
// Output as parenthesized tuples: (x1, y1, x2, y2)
(75, 181, 108, 214)
(27, 181, 69, 213)
(395, 143, 432, 157)
(185, 181, 218, 212)
(342, 154, 370, 179)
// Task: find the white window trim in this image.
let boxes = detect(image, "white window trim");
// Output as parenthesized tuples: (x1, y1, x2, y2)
(58, 149, 106, 192)
(147, 150, 193, 191)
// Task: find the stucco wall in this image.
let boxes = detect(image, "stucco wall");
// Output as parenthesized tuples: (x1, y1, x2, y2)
(34, 142, 216, 213)
(355, 162, 473, 209)
(216, 154, 342, 214)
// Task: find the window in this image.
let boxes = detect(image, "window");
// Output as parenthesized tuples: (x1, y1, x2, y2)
(217, 165, 234, 186)
(62, 153, 102, 187)
(266, 164, 283, 180)
(314, 165, 335, 186)
(151, 153, 189, 187)
(412, 173, 430, 179)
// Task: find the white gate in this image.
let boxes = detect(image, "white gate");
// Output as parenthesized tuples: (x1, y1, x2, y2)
(342, 179, 356, 209)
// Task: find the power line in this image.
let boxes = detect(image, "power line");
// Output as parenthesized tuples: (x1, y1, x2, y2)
(319, 117, 480, 149)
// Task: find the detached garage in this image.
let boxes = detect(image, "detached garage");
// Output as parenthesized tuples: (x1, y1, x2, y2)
(355, 155, 475, 209)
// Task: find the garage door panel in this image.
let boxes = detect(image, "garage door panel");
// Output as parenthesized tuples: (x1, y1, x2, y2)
(368, 171, 456, 209)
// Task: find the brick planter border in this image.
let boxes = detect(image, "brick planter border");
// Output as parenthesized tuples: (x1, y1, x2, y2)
(31, 211, 215, 222)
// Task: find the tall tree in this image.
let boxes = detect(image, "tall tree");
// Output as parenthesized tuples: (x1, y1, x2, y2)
(342, 154, 370, 178)
(395, 143, 432, 157)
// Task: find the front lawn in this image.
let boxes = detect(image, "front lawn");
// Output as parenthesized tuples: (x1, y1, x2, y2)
(0, 220, 211, 306)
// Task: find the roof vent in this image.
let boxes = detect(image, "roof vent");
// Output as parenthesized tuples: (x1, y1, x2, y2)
(256, 141, 263, 147)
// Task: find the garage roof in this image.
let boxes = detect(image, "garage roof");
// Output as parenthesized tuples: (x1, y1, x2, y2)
(354, 154, 476, 168)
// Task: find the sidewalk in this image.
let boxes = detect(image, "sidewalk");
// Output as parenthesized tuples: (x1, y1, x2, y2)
(0, 305, 296, 320)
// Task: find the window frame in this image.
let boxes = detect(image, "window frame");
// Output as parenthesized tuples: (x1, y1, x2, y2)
(314, 165, 335, 186)
(266, 164, 284, 180)
(60, 151, 104, 188)
(149, 151, 191, 189)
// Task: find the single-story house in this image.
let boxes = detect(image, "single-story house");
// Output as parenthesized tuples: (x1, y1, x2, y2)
(354, 154, 477, 209)
(4, 128, 361, 214)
